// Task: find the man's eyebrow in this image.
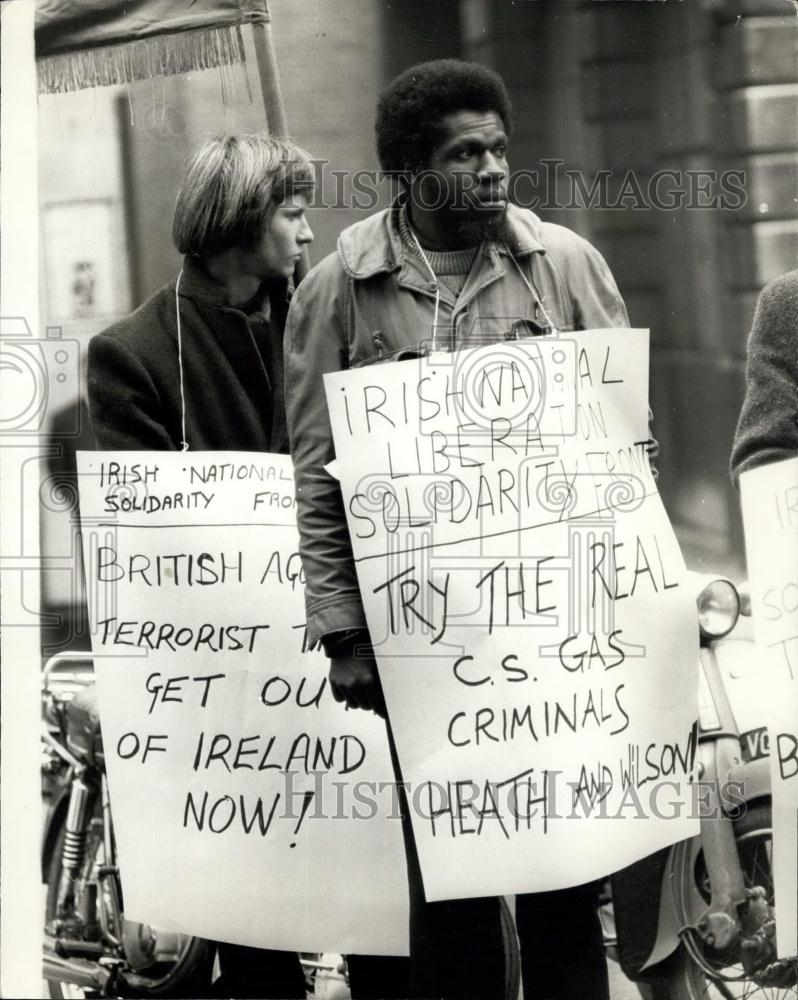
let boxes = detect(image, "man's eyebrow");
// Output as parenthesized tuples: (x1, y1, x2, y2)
(446, 131, 508, 149)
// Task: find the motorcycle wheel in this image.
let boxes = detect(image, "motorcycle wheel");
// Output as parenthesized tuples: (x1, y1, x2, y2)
(44, 797, 214, 999)
(643, 802, 797, 1000)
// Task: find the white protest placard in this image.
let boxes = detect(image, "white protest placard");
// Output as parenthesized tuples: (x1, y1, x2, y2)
(324, 330, 699, 901)
(76, 451, 408, 955)
(741, 457, 798, 960)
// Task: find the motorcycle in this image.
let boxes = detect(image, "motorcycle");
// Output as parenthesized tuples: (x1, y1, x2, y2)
(608, 574, 798, 998)
(41, 654, 352, 999)
(42, 652, 215, 998)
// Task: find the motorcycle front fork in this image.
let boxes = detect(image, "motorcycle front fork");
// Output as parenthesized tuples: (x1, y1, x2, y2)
(57, 772, 123, 948)
(56, 769, 92, 918)
(98, 774, 124, 948)
(693, 735, 747, 950)
(690, 644, 749, 951)
(689, 638, 781, 968)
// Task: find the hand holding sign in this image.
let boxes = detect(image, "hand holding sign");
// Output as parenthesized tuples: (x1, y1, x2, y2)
(329, 646, 387, 717)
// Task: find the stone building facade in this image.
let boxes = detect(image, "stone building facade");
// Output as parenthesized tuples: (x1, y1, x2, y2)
(38, 0, 797, 647)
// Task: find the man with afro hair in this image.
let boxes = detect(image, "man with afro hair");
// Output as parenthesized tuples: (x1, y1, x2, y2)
(287, 59, 647, 999)
(375, 59, 514, 177)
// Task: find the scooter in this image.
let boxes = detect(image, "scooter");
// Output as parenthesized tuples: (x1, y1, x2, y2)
(608, 575, 798, 998)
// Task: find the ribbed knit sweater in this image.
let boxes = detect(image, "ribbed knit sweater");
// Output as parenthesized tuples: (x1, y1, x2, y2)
(398, 207, 480, 299)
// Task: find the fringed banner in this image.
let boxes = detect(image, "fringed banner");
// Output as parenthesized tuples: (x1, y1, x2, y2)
(35, 0, 269, 94)
(38, 24, 246, 94)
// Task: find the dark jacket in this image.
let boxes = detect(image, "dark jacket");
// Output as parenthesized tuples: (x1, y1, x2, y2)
(731, 269, 798, 486)
(88, 256, 288, 452)
(286, 201, 640, 645)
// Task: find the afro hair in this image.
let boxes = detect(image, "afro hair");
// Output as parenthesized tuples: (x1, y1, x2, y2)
(375, 59, 513, 176)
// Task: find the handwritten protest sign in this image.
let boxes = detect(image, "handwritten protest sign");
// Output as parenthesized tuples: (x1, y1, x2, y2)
(741, 457, 798, 959)
(324, 329, 699, 901)
(76, 452, 408, 955)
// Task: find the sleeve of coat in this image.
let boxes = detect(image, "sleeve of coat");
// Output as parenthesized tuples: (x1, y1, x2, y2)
(569, 235, 630, 332)
(565, 234, 660, 479)
(731, 270, 798, 487)
(88, 332, 176, 451)
(284, 256, 368, 645)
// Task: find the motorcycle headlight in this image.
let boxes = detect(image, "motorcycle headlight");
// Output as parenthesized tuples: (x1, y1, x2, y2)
(737, 581, 752, 617)
(697, 578, 740, 641)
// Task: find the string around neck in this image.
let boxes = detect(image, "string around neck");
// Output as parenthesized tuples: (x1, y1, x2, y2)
(506, 249, 559, 334)
(174, 269, 190, 451)
(406, 206, 559, 343)
(407, 226, 441, 349)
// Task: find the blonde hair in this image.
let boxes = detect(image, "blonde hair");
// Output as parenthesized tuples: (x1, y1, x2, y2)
(172, 133, 315, 256)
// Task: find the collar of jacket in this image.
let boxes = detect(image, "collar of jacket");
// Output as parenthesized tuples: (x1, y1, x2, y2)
(176, 254, 290, 312)
(336, 197, 548, 281)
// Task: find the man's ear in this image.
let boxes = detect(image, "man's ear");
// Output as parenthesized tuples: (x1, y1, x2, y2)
(395, 164, 417, 195)
(402, 162, 418, 184)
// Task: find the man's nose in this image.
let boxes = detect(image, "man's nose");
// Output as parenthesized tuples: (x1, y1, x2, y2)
(479, 150, 505, 179)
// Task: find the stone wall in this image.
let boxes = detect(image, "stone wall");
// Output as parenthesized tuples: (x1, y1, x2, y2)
(462, 0, 798, 573)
